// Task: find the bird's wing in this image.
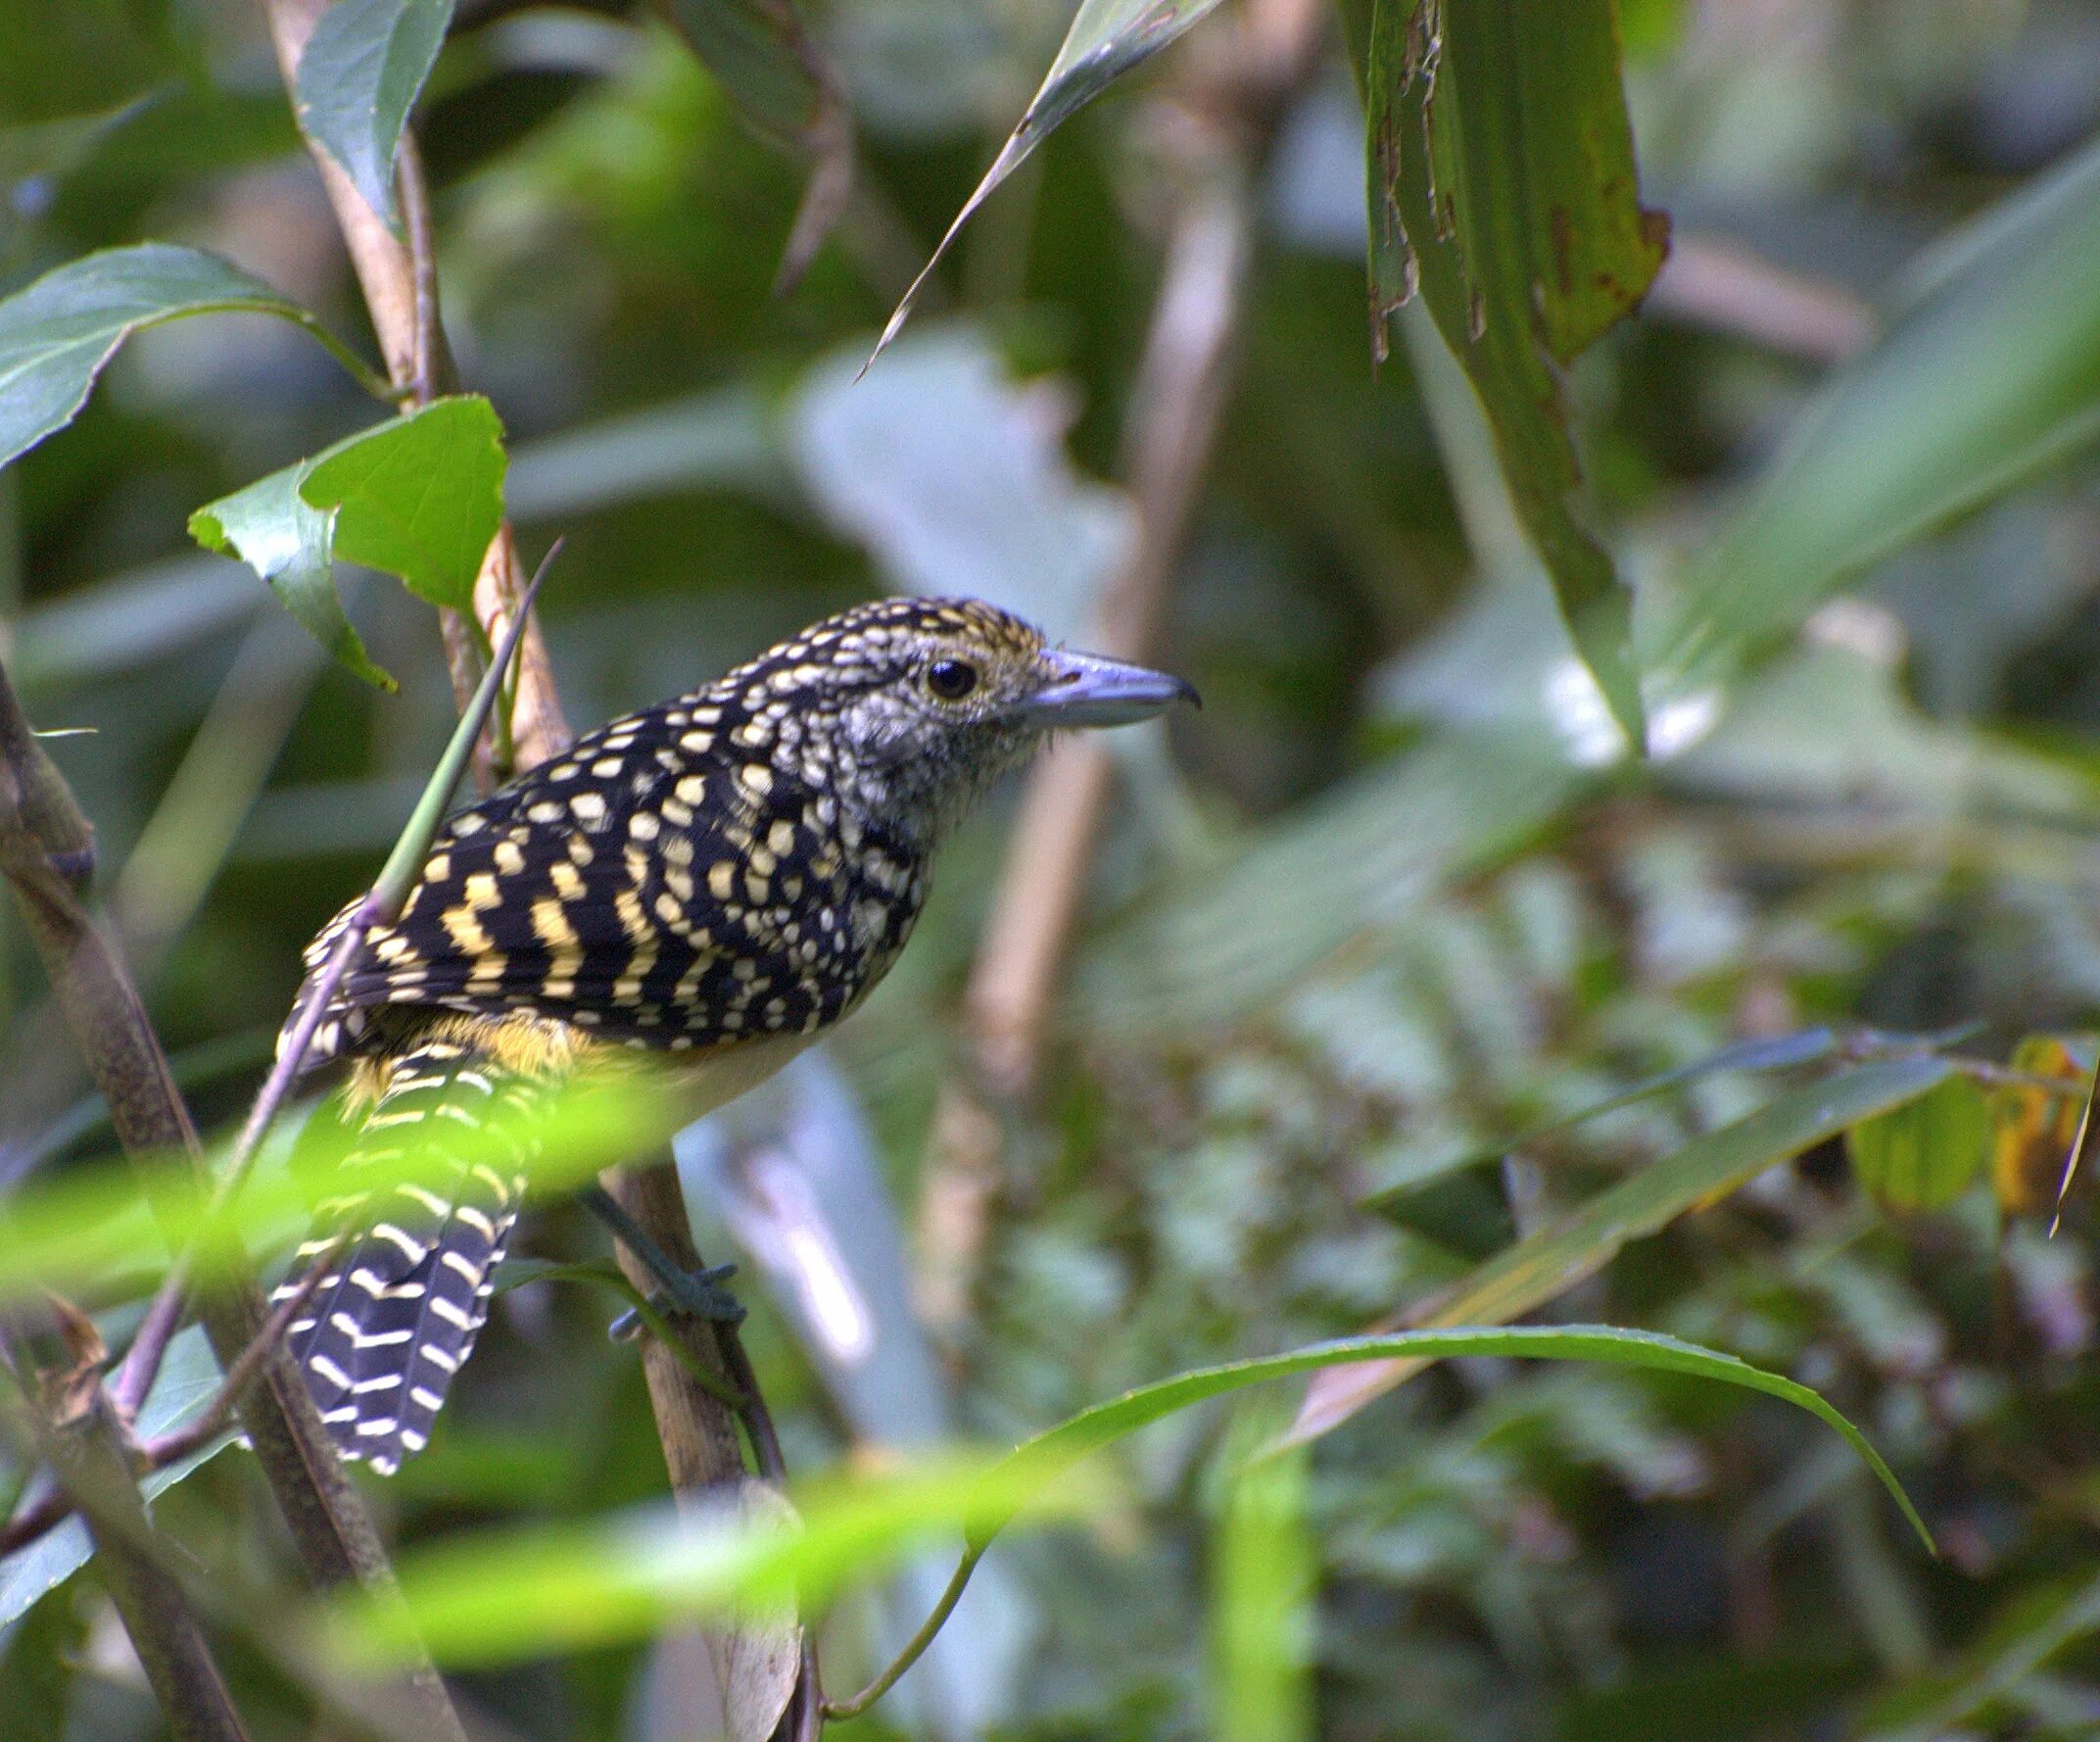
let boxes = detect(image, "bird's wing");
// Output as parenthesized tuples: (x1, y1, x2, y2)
(291, 708, 879, 1058)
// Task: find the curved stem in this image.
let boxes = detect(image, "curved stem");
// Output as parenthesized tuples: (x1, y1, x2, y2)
(820, 1547, 982, 1722)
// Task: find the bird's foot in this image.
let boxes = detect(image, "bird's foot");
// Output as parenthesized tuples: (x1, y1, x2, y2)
(607, 1261, 747, 1343)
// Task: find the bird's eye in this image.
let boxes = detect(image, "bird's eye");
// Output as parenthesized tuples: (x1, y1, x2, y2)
(927, 658, 979, 702)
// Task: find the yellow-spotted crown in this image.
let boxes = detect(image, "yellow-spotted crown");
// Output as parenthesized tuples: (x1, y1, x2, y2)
(295, 596, 1195, 1067)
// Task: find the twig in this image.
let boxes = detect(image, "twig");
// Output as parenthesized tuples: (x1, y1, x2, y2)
(110, 556, 551, 1421)
(819, 1549, 981, 1722)
(260, 0, 570, 776)
(0, 654, 468, 1742)
(1, 1329, 250, 1742)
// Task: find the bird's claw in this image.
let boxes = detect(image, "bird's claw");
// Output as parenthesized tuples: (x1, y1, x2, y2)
(607, 1262, 746, 1342)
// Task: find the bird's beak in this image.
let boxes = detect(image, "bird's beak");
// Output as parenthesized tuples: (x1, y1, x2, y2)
(1015, 648, 1201, 728)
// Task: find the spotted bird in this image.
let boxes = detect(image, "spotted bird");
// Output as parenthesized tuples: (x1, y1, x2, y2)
(273, 597, 1196, 1473)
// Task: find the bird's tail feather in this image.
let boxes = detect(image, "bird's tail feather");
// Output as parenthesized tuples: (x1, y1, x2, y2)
(274, 1032, 542, 1475)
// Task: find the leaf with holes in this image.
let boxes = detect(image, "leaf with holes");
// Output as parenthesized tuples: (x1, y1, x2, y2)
(189, 467, 395, 691)
(1346, 0, 1666, 748)
(190, 396, 505, 675)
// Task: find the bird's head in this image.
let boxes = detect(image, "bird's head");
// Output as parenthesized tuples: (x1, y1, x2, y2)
(725, 597, 1198, 840)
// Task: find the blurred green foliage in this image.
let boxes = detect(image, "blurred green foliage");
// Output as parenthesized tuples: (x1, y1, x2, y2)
(6, 0, 2100, 1738)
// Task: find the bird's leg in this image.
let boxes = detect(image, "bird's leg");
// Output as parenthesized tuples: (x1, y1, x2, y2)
(579, 1184, 747, 1334)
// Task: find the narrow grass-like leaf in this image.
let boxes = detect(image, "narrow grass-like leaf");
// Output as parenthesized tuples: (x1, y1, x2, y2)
(294, 0, 454, 233)
(869, 0, 1226, 365)
(0, 244, 387, 471)
(344, 1325, 1926, 1669)
(1370, 1026, 1839, 1197)
(1290, 1055, 1953, 1440)
(1656, 133, 2100, 691)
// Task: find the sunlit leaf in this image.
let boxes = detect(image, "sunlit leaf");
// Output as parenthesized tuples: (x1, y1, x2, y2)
(1848, 1074, 1990, 1215)
(1350, 0, 1666, 745)
(1289, 1055, 1953, 1440)
(294, 0, 454, 234)
(188, 468, 396, 692)
(190, 395, 507, 666)
(869, 0, 1227, 364)
(1656, 133, 2100, 691)
(1210, 1407, 1312, 1742)
(346, 1324, 1925, 1668)
(0, 244, 382, 472)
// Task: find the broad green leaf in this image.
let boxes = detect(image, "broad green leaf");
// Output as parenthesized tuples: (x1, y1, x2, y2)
(0, 1327, 233, 1626)
(347, 1325, 1924, 1667)
(303, 396, 506, 611)
(1656, 133, 2100, 691)
(294, 0, 454, 234)
(0, 244, 383, 472)
(1288, 1055, 1953, 1440)
(188, 469, 396, 692)
(1352, 0, 1665, 746)
(191, 395, 506, 663)
(869, 0, 1227, 364)
(1847, 1074, 1989, 1215)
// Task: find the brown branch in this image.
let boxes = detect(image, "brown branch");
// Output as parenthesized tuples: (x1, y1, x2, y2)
(259, 0, 570, 778)
(1646, 234, 1877, 364)
(252, 7, 797, 1730)
(0, 656, 469, 1742)
(1, 1338, 250, 1742)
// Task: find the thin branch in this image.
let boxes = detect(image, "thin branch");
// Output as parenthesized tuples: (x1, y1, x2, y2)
(0, 655, 467, 1742)
(819, 1549, 981, 1722)
(110, 556, 551, 1420)
(1, 1334, 250, 1742)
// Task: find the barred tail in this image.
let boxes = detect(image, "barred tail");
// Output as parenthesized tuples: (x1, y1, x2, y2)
(274, 1034, 542, 1476)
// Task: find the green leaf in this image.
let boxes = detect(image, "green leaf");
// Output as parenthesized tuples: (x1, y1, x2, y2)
(869, 0, 1228, 364)
(1656, 132, 2100, 692)
(1352, 0, 1665, 747)
(190, 395, 506, 670)
(1847, 1074, 1990, 1215)
(302, 396, 506, 610)
(347, 1324, 1925, 1668)
(0, 244, 384, 473)
(293, 0, 454, 233)
(1287, 1054, 1953, 1440)
(188, 469, 396, 692)
(1210, 1408, 1313, 1742)
(0, 1327, 234, 1627)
